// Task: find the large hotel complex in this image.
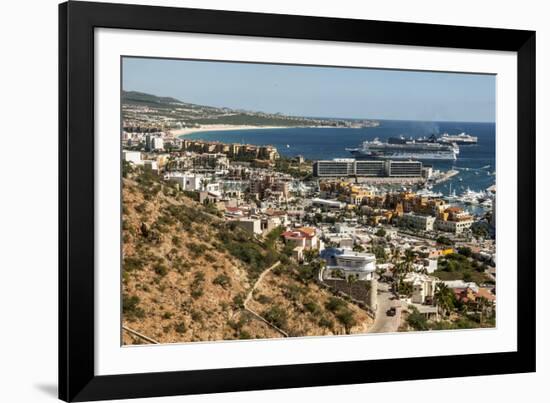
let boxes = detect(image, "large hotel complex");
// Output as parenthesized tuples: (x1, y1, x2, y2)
(313, 159, 426, 178)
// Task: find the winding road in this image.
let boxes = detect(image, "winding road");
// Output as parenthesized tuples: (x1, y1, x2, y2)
(368, 278, 402, 333)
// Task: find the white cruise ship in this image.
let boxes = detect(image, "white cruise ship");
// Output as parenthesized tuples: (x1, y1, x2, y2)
(438, 132, 478, 145)
(347, 136, 458, 161)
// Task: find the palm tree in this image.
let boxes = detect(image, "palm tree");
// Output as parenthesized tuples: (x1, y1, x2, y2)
(477, 297, 492, 326)
(460, 303, 469, 317)
(333, 269, 345, 280)
(200, 177, 210, 191)
(434, 283, 455, 318)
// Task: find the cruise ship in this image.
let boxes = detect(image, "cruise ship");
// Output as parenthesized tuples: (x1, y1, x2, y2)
(347, 136, 458, 161)
(438, 132, 478, 145)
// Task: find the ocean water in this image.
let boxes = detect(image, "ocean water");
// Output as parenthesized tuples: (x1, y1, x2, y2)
(183, 120, 496, 194)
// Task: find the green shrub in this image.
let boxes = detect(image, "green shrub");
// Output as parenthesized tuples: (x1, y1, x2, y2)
(191, 310, 203, 322)
(134, 202, 147, 214)
(174, 322, 186, 334)
(124, 257, 144, 272)
(335, 308, 356, 331)
(193, 271, 205, 283)
(256, 294, 272, 304)
(318, 316, 334, 329)
(238, 330, 252, 339)
(212, 273, 231, 288)
(232, 293, 245, 308)
(407, 305, 428, 330)
(154, 264, 168, 277)
(262, 306, 288, 329)
(325, 297, 347, 312)
(122, 294, 145, 321)
(304, 301, 321, 315)
(190, 287, 204, 299)
(187, 242, 207, 257)
(296, 265, 317, 283)
(204, 253, 216, 263)
(283, 284, 304, 301)
(457, 246, 473, 257)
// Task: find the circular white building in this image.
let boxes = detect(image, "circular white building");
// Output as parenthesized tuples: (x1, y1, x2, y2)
(323, 249, 377, 281)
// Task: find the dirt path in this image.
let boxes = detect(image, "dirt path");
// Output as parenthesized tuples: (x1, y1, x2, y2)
(243, 261, 288, 337)
(122, 325, 159, 344)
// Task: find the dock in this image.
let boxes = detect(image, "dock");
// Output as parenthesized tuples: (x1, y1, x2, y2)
(431, 169, 459, 184)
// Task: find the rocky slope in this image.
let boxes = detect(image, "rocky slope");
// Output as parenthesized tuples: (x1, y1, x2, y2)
(122, 168, 372, 344)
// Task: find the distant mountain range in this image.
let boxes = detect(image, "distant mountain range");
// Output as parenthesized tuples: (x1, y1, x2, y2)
(122, 90, 379, 129)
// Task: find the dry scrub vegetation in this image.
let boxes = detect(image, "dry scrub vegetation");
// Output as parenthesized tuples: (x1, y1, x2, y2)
(122, 166, 372, 344)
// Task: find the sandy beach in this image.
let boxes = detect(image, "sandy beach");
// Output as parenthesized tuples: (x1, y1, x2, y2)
(170, 124, 293, 138)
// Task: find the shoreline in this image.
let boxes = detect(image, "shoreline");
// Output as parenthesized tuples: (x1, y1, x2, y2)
(171, 124, 356, 138)
(172, 124, 304, 138)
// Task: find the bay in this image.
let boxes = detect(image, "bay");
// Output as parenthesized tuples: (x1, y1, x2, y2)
(182, 120, 496, 194)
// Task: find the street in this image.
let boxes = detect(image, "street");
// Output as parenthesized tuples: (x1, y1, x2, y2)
(368, 278, 402, 333)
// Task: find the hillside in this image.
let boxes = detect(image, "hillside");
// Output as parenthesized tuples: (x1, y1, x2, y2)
(122, 167, 373, 344)
(122, 91, 184, 106)
(122, 90, 379, 130)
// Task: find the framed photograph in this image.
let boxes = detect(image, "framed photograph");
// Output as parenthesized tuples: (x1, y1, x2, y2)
(59, 1, 536, 401)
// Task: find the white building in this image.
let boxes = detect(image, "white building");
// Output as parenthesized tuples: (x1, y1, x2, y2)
(232, 218, 262, 236)
(205, 182, 220, 193)
(331, 236, 354, 249)
(435, 218, 474, 234)
(400, 212, 436, 231)
(282, 227, 320, 250)
(312, 198, 345, 209)
(145, 134, 164, 151)
(323, 249, 376, 281)
(141, 160, 158, 173)
(123, 150, 141, 164)
(334, 223, 355, 235)
(423, 258, 438, 273)
(402, 272, 439, 304)
(442, 280, 479, 293)
(164, 173, 205, 191)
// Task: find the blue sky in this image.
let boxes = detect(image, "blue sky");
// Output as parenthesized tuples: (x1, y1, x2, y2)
(123, 57, 496, 123)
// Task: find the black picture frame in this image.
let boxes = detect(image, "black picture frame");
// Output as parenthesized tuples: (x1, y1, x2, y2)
(59, 1, 536, 401)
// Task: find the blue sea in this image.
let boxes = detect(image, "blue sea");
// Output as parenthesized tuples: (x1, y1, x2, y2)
(183, 120, 496, 194)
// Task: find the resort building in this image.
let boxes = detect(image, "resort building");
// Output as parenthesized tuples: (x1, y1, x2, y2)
(321, 248, 377, 281)
(435, 217, 474, 234)
(434, 207, 474, 234)
(400, 212, 436, 231)
(313, 159, 423, 178)
(386, 161, 423, 177)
